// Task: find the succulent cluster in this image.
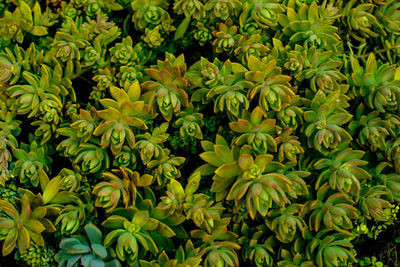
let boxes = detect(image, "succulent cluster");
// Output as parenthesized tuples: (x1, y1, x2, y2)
(1, 0, 400, 266)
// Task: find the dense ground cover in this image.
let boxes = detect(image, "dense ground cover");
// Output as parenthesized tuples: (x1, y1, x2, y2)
(0, 0, 400, 266)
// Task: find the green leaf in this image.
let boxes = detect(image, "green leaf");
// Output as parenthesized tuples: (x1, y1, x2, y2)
(214, 145, 234, 162)
(91, 243, 108, 259)
(19, 1, 33, 22)
(132, 211, 149, 227)
(102, 216, 127, 229)
(2, 227, 18, 256)
(13, 148, 27, 160)
(215, 162, 240, 178)
(85, 223, 103, 245)
(137, 174, 153, 187)
(51, 191, 77, 204)
(30, 26, 48, 36)
(38, 168, 49, 192)
(200, 152, 224, 167)
(43, 176, 61, 204)
(67, 244, 91, 254)
(89, 258, 106, 267)
(185, 171, 201, 195)
(32, 1, 41, 24)
(174, 17, 191, 40)
(395, 67, 400, 80)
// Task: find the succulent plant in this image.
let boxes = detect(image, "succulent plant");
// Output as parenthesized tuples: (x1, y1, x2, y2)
(0, 1, 400, 266)
(7, 65, 70, 119)
(70, 108, 98, 143)
(229, 107, 278, 155)
(278, 2, 341, 49)
(306, 230, 356, 267)
(200, 59, 251, 119)
(93, 68, 116, 92)
(93, 167, 153, 212)
(56, 127, 81, 158)
(0, 182, 20, 205)
(186, 197, 224, 234)
(342, 0, 383, 42)
(56, 168, 84, 192)
(117, 65, 144, 87)
(359, 185, 393, 222)
(134, 123, 169, 165)
(51, 32, 86, 63)
(102, 208, 174, 264)
(297, 47, 347, 94)
(56, 203, 87, 235)
(376, 0, 400, 35)
(371, 162, 400, 202)
(302, 90, 352, 155)
(270, 95, 304, 130)
(192, 218, 240, 267)
(16, 243, 56, 267)
(110, 37, 138, 65)
(234, 33, 269, 64)
(74, 142, 110, 174)
(174, 105, 204, 140)
(12, 140, 51, 188)
(275, 128, 304, 162)
(94, 81, 152, 154)
(306, 183, 359, 234)
(350, 53, 400, 113)
(55, 223, 121, 267)
(241, 225, 275, 267)
(240, 0, 285, 30)
(212, 18, 239, 54)
(266, 204, 306, 244)
(0, 45, 22, 87)
(197, 134, 238, 201)
(140, 240, 201, 266)
(278, 249, 315, 267)
(147, 151, 185, 187)
(314, 148, 371, 198)
(204, 0, 241, 20)
(131, 0, 170, 30)
(0, 193, 56, 256)
(174, 0, 205, 20)
(246, 56, 294, 113)
(142, 53, 192, 121)
(194, 22, 213, 46)
(349, 108, 391, 152)
(224, 153, 294, 220)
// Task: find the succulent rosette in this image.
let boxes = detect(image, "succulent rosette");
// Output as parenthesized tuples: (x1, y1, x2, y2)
(303, 90, 353, 155)
(94, 81, 153, 154)
(314, 148, 371, 198)
(204, 0, 242, 20)
(131, 0, 170, 30)
(212, 19, 239, 54)
(240, 0, 285, 29)
(173, 0, 205, 19)
(142, 53, 192, 121)
(349, 53, 400, 113)
(0, 46, 22, 87)
(102, 208, 174, 264)
(246, 56, 294, 113)
(230, 107, 279, 155)
(174, 104, 204, 140)
(278, 2, 341, 49)
(12, 140, 51, 187)
(110, 36, 137, 65)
